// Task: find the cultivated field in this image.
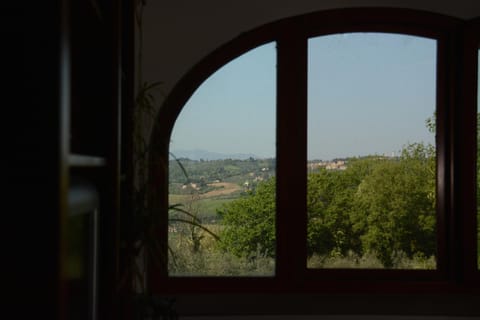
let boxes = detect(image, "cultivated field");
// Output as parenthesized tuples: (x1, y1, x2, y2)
(169, 182, 244, 222)
(199, 182, 242, 198)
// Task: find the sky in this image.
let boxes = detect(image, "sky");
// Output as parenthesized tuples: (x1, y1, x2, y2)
(170, 33, 440, 160)
(170, 42, 276, 159)
(308, 33, 436, 160)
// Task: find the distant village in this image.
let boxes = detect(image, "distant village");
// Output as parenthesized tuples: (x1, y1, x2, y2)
(308, 152, 397, 172)
(308, 159, 348, 171)
(172, 154, 399, 193)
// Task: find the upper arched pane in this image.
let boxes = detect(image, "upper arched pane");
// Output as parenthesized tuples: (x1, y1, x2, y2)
(168, 42, 277, 276)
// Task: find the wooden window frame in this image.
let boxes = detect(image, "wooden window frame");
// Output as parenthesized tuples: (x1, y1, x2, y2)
(148, 8, 480, 294)
(459, 16, 480, 283)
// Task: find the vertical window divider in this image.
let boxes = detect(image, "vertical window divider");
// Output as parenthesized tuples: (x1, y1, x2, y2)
(458, 19, 480, 282)
(276, 29, 308, 288)
(435, 34, 450, 279)
(442, 28, 465, 282)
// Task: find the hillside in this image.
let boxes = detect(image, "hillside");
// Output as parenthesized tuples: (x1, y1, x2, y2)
(169, 157, 276, 188)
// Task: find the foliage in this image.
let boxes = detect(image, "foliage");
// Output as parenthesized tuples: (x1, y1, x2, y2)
(217, 178, 276, 258)
(218, 143, 437, 268)
(307, 251, 435, 269)
(306, 158, 380, 257)
(169, 226, 274, 276)
(352, 143, 436, 267)
(121, 0, 218, 302)
(167, 116, 479, 271)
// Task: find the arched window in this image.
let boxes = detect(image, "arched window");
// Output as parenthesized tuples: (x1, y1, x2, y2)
(168, 42, 277, 277)
(149, 8, 480, 294)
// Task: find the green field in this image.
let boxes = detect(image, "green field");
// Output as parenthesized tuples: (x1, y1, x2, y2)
(169, 194, 239, 222)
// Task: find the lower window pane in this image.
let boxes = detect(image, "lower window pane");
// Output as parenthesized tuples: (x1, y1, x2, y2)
(168, 43, 276, 276)
(307, 33, 437, 269)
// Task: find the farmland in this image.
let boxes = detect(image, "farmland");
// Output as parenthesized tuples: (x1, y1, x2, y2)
(168, 145, 480, 276)
(169, 157, 275, 222)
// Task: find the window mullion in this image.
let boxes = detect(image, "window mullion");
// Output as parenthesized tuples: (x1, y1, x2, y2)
(456, 20, 480, 280)
(276, 31, 308, 287)
(439, 29, 464, 281)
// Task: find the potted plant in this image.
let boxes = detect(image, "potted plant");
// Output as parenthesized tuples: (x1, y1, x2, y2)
(118, 2, 217, 318)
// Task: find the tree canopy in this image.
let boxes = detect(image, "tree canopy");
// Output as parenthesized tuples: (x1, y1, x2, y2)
(218, 178, 276, 258)
(218, 142, 437, 268)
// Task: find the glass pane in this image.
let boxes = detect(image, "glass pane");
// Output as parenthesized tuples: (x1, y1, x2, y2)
(307, 33, 437, 269)
(169, 43, 276, 276)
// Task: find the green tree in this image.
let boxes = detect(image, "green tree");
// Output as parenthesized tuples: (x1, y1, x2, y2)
(218, 144, 437, 268)
(308, 169, 354, 257)
(307, 157, 383, 258)
(218, 178, 276, 258)
(352, 143, 436, 267)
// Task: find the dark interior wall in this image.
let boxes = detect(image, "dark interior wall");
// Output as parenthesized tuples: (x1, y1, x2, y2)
(13, 2, 67, 317)
(141, 0, 480, 99)
(172, 293, 480, 317)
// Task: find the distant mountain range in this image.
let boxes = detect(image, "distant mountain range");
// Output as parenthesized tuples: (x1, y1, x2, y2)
(170, 149, 259, 161)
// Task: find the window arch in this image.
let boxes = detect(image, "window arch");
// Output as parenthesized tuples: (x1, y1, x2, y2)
(149, 8, 479, 294)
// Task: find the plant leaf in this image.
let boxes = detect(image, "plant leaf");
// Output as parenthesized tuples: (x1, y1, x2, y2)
(169, 218, 220, 241)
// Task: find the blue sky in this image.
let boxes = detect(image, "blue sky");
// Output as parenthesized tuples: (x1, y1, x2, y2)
(308, 33, 436, 160)
(170, 42, 276, 158)
(170, 33, 438, 160)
